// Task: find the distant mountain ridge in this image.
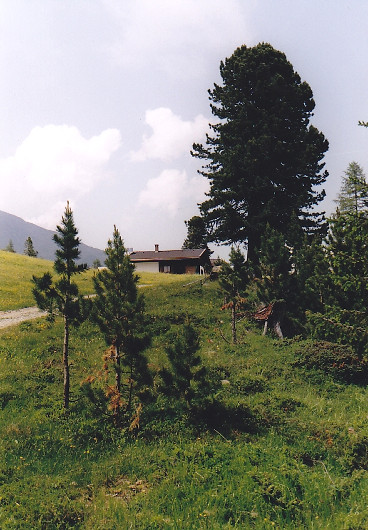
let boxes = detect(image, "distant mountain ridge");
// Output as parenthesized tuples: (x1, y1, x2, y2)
(0, 210, 105, 267)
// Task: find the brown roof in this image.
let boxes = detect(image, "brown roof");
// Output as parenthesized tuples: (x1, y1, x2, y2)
(130, 248, 207, 262)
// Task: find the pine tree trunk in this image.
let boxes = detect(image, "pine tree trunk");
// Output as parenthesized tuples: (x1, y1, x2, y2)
(115, 344, 121, 394)
(113, 345, 122, 426)
(232, 302, 237, 343)
(128, 362, 133, 411)
(63, 316, 70, 410)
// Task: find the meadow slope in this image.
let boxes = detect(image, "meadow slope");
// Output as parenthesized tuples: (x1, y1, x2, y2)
(0, 250, 96, 310)
(0, 257, 368, 528)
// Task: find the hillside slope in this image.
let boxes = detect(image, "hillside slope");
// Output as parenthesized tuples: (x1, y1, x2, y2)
(0, 275, 368, 527)
(0, 210, 105, 266)
(0, 250, 95, 310)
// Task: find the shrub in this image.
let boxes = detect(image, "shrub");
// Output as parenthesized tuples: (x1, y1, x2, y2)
(307, 309, 368, 358)
(293, 341, 368, 384)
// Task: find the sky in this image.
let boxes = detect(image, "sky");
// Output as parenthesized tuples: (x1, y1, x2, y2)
(0, 0, 367, 258)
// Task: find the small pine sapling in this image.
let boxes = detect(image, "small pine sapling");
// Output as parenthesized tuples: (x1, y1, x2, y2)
(32, 202, 88, 410)
(219, 247, 250, 343)
(24, 236, 38, 257)
(161, 323, 209, 408)
(92, 226, 151, 423)
(4, 239, 15, 252)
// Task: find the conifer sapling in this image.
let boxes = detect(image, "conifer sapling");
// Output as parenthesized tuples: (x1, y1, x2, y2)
(92, 226, 151, 419)
(32, 202, 87, 410)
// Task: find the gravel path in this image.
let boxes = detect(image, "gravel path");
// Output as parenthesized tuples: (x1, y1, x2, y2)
(0, 287, 148, 330)
(0, 307, 47, 329)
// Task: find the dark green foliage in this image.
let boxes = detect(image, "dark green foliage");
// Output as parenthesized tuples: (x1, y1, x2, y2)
(92, 226, 151, 415)
(307, 309, 368, 359)
(255, 225, 323, 335)
(293, 234, 330, 313)
(160, 323, 210, 408)
(303, 210, 368, 357)
(32, 203, 88, 323)
(294, 341, 368, 384)
(257, 225, 293, 303)
(182, 215, 208, 249)
(53, 203, 87, 278)
(24, 236, 38, 257)
(325, 211, 368, 311)
(219, 246, 249, 296)
(193, 43, 328, 262)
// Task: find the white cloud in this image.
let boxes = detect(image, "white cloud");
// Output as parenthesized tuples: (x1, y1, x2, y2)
(103, 0, 252, 78)
(131, 108, 209, 162)
(138, 169, 209, 217)
(0, 124, 121, 228)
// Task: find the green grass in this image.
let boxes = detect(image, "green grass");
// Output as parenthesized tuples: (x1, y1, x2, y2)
(0, 252, 193, 311)
(1, 261, 368, 527)
(0, 251, 53, 310)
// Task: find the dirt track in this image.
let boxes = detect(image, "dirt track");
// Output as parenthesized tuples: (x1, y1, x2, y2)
(0, 307, 47, 329)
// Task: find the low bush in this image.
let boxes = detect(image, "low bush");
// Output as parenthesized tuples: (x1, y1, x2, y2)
(294, 340, 368, 384)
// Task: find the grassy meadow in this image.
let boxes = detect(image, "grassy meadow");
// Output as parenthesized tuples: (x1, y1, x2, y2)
(1, 254, 368, 527)
(0, 250, 100, 311)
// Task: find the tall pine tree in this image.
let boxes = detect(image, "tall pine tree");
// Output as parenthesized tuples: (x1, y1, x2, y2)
(192, 43, 328, 263)
(32, 202, 87, 410)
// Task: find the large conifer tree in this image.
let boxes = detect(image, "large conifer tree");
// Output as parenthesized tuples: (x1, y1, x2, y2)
(192, 43, 329, 263)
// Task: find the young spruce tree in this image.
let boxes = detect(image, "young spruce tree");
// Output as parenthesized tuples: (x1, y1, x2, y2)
(336, 162, 368, 216)
(32, 202, 87, 410)
(24, 236, 38, 257)
(219, 247, 250, 343)
(92, 226, 151, 417)
(4, 239, 15, 252)
(161, 323, 208, 409)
